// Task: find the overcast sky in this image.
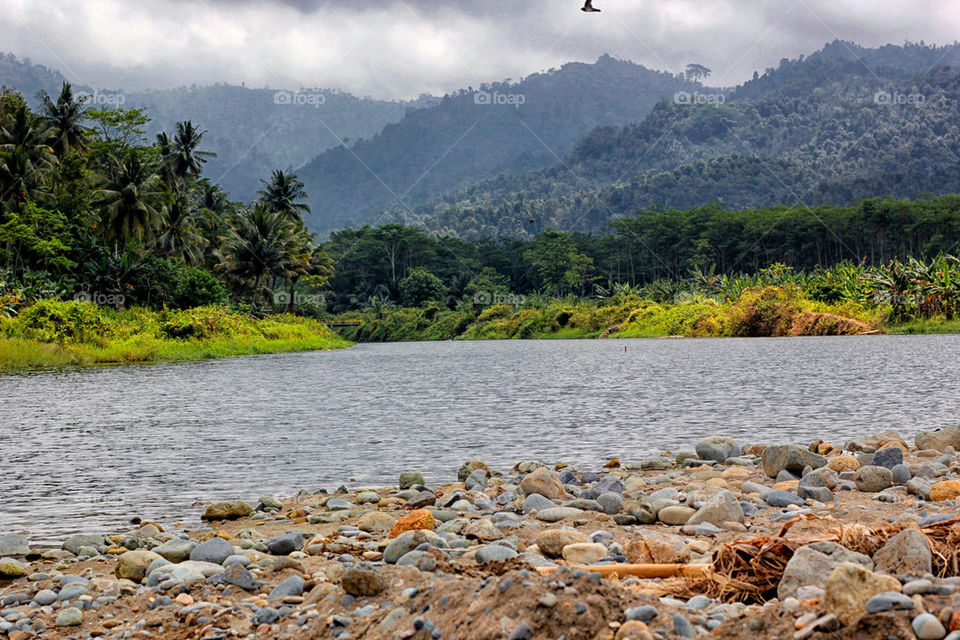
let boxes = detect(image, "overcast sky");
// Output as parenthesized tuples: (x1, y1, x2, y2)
(2, 0, 959, 99)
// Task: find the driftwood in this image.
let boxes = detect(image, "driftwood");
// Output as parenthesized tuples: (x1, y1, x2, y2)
(536, 563, 710, 579)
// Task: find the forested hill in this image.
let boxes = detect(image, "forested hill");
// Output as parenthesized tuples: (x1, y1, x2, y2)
(402, 41, 960, 239)
(0, 53, 420, 202)
(296, 55, 708, 232)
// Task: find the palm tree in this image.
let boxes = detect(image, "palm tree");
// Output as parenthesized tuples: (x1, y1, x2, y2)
(0, 148, 40, 209)
(257, 169, 310, 221)
(155, 131, 178, 187)
(171, 121, 216, 180)
(40, 82, 89, 158)
(157, 193, 207, 265)
(685, 63, 712, 83)
(96, 150, 167, 247)
(0, 105, 55, 174)
(219, 205, 294, 309)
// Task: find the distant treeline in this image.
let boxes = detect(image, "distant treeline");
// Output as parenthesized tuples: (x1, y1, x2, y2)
(322, 195, 960, 311)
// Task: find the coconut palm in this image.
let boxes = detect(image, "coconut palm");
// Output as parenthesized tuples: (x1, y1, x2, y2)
(96, 150, 167, 247)
(157, 193, 207, 265)
(170, 121, 216, 180)
(219, 205, 294, 309)
(39, 82, 89, 158)
(0, 105, 55, 176)
(257, 170, 311, 221)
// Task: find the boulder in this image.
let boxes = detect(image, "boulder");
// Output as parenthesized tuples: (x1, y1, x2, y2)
(872, 528, 932, 578)
(761, 445, 826, 478)
(827, 456, 860, 472)
(398, 471, 425, 489)
(266, 532, 304, 556)
(358, 511, 396, 533)
(695, 436, 740, 463)
(114, 550, 162, 583)
(0, 534, 30, 557)
(823, 562, 901, 626)
(872, 447, 904, 470)
(475, 545, 518, 563)
(915, 426, 960, 452)
(201, 501, 253, 521)
(799, 467, 839, 489)
(929, 480, 960, 501)
(457, 460, 491, 483)
(625, 530, 691, 565)
(522, 494, 557, 514)
(341, 567, 386, 596)
(536, 529, 589, 558)
(189, 537, 235, 565)
(520, 467, 567, 500)
(686, 490, 744, 527)
(62, 534, 106, 555)
(854, 465, 893, 492)
(389, 509, 435, 538)
(561, 543, 608, 564)
(0, 558, 28, 579)
(658, 506, 696, 526)
(152, 539, 196, 563)
(778, 541, 872, 599)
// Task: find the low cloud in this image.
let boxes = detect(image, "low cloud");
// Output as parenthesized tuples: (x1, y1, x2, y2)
(2, 0, 958, 98)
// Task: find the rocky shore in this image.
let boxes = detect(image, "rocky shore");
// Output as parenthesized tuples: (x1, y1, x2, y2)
(4, 427, 960, 639)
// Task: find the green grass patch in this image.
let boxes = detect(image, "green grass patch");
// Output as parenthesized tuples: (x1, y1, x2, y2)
(0, 300, 351, 372)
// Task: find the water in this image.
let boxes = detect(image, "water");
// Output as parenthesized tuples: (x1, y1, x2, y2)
(2, 335, 959, 542)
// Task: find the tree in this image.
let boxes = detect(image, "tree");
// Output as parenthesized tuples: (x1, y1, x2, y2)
(96, 149, 167, 247)
(219, 205, 294, 309)
(39, 82, 89, 158)
(685, 63, 712, 83)
(157, 193, 207, 265)
(170, 121, 216, 180)
(257, 170, 310, 220)
(398, 266, 446, 307)
(525, 230, 591, 296)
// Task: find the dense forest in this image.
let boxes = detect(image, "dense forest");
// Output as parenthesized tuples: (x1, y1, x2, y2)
(296, 55, 708, 232)
(0, 53, 421, 202)
(400, 41, 960, 238)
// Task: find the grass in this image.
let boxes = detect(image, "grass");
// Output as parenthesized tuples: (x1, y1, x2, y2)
(0, 301, 351, 372)
(888, 318, 960, 334)
(332, 286, 893, 343)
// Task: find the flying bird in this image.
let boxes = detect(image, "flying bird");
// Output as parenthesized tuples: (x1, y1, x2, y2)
(581, 0, 601, 12)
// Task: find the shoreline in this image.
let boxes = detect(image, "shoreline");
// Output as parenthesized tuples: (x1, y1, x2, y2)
(2, 428, 960, 639)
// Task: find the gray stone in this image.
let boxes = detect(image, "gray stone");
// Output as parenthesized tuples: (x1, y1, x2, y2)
(764, 490, 805, 507)
(778, 541, 873, 599)
(257, 495, 283, 511)
(405, 490, 437, 508)
(507, 621, 534, 640)
(912, 612, 947, 640)
(398, 472, 425, 489)
(189, 537, 234, 565)
(267, 575, 304, 601)
(58, 584, 88, 601)
(695, 436, 740, 463)
(624, 605, 659, 623)
(686, 490, 743, 527)
(465, 468, 489, 491)
(892, 464, 912, 485)
(761, 445, 826, 478)
(266, 532, 304, 556)
(34, 589, 57, 606)
(798, 485, 834, 502)
(872, 528, 932, 578)
(872, 447, 904, 470)
(384, 530, 443, 564)
(55, 607, 83, 627)
(596, 492, 624, 514)
(535, 507, 583, 522)
(673, 613, 695, 638)
(907, 478, 932, 500)
(799, 468, 839, 489)
(0, 534, 29, 557)
(475, 545, 518, 563)
(776, 469, 800, 483)
(865, 591, 913, 613)
(152, 539, 196, 563)
(658, 505, 696, 526)
(854, 465, 893, 492)
(63, 534, 106, 555)
(741, 481, 771, 496)
(222, 564, 259, 590)
(252, 607, 280, 625)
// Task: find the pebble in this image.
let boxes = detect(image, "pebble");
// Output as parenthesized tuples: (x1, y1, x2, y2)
(913, 612, 947, 640)
(55, 607, 83, 627)
(625, 605, 659, 622)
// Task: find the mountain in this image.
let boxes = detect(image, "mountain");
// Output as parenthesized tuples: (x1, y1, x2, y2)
(296, 55, 708, 232)
(0, 53, 422, 201)
(392, 41, 960, 239)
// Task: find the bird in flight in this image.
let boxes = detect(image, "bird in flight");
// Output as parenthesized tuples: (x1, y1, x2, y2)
(581, 0, 601, 12)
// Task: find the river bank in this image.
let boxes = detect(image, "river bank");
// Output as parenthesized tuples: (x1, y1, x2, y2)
(2, 427, 960, 639)
(0, 301, 351, 372)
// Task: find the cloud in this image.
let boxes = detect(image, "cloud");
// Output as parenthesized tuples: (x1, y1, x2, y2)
(1, 0, 959, 99)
